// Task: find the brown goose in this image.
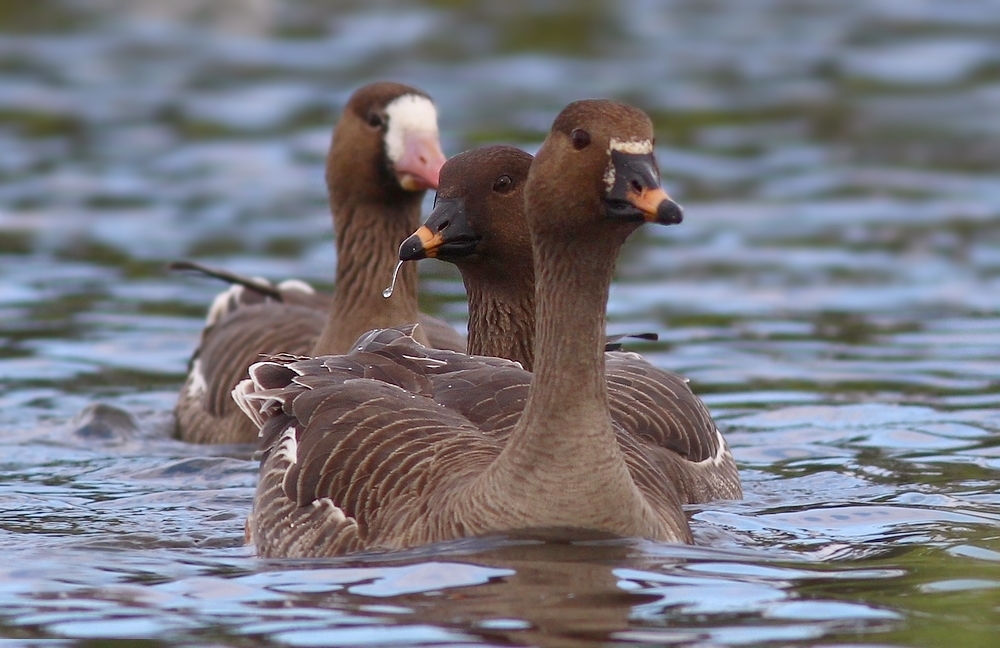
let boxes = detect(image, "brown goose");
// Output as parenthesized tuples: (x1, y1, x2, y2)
(400, 145, 537, 369)
(235, 98, 727, 557)
(175, 82, 465, 444)
(398, 145, 741, 503)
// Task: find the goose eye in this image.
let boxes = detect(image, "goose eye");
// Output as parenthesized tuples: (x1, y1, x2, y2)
(492, 174, 513, 193)
(570, 128, 591, 150)
(367, 111, 385, 129)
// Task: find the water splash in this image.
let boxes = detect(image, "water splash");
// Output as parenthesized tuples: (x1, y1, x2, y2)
(383, 260, 404, 299)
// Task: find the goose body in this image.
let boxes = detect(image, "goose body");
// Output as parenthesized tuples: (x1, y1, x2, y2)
(236, 99, 736, 557)
(398, 146, 741, 503)
(175, 82, 465, 444)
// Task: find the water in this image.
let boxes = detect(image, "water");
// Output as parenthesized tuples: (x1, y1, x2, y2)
(383, 260, 404, 299)
(2, 0, 999, 645)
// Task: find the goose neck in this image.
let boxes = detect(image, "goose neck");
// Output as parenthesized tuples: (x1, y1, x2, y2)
(313, 200, 424, 355)
(464, 269, 537, 370)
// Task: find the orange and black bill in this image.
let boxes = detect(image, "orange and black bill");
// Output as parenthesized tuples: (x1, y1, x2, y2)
(398, 196, 482, 262)
(604, 151, 683, 225)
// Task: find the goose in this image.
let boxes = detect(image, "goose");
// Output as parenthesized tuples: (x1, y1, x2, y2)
(234, 98, 737, 557)
(398, 145, 740, 503)
(175, 82, 466, 444)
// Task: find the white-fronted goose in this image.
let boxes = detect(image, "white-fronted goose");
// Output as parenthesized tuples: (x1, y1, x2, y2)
(398, 145, 740, 503)
(235, 99, 731, 557)
(175, 82, 465, 444)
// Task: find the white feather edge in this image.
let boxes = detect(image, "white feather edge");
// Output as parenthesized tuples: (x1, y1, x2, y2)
(205, 284, 246, 326)
(231, 376, 266, 431)
(276, 278, 315, 294)
(185, 359, 208, 399)
(688, 429, 733, 468)
(274, 425, 298, 465)
(231, 359, 295, 431)
(204, 277, 314, 327)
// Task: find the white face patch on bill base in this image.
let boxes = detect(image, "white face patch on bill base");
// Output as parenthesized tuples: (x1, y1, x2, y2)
(603, 138, 654, 192)
(383, 94, 440, 164)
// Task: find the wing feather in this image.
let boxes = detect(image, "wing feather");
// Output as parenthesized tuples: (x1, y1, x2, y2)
(239, 327, 739, 557)
(605, 353, 741, 501)
(241, 334, 505, 556)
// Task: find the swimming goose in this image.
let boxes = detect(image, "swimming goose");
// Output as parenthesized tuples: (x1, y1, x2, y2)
(175, 82, 466, 444)
(401, 145, 537, 368)
(399, 145, 740, 503)
(235, 98, 727, 557)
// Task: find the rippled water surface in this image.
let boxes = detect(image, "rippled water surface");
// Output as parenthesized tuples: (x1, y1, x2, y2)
(2, 1, 999, 646)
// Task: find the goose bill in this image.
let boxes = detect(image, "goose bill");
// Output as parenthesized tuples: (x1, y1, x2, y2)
(604, 151, 684, 225)
(399, 225, 442, 260)
(394, 131, 447, 191)
(399, 196, 482, 261)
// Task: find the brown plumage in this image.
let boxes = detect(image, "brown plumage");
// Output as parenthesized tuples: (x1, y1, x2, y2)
(400, 146, 537, 369)
(398, 145, 741, 504)
(236, 98, 732, 557)
(175, 82, 465, 444)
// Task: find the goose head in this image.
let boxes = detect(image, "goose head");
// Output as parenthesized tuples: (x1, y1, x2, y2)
(399, 146, 534, 279)
(526, 99, 682, 249)
(326, 82, 447, 207)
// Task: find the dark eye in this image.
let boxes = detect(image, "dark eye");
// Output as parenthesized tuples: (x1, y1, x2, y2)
(367, 111, 385, 129)
(492, 174, 513, 193)
(571, 128, 590, 150)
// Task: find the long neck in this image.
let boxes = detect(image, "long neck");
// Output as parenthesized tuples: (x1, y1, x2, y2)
(464, 266, 536, 370)
(313, 199, 426, 355)
(467, 230, 660, 534)
(523, 236, 615, 423)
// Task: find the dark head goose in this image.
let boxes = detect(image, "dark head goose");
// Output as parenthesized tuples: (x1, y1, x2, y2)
(236, 99, 720, 557)
(399, 145, 741, 504)
(174, 82, 465, 444)
(401, 145, 537, 369)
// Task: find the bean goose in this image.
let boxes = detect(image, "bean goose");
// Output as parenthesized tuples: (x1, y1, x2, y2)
(175, 82, 465, 444)
(398, 145, 740, 503)
(235, 99, 732, 557)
